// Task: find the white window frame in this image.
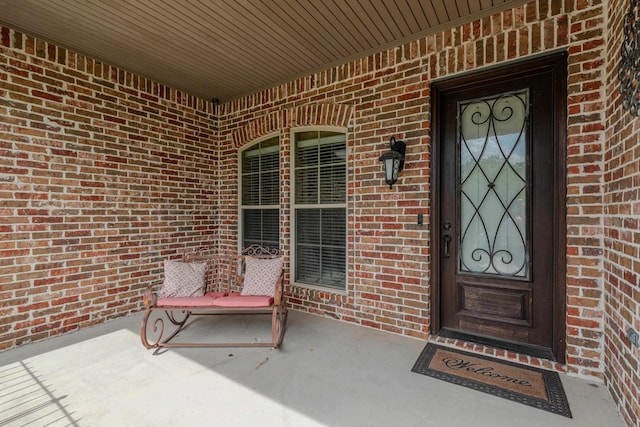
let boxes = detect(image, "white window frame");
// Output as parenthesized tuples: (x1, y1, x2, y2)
(291, 126, 348, 292)
(238, 133, 280, 252)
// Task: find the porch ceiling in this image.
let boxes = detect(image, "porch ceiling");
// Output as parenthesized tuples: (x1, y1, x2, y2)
(0, 0, 528, 102)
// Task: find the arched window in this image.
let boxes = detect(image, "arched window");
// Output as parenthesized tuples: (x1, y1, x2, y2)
(240, 136, 279, 251)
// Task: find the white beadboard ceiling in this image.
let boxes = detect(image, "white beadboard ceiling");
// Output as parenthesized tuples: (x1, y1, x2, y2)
(0, 0, 528, 102)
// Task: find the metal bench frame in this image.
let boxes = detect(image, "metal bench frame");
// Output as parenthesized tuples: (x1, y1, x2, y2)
(140, 245, 287, 349)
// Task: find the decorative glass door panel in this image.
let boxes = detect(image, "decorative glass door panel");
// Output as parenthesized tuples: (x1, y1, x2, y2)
(458, 90, 529, 279)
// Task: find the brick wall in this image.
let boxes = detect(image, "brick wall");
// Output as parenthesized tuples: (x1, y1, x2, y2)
(0, 27, 217, 350)
(563, 0, 607, 377)
(218, 0, 608, 378)
(604, 0, 640, 425)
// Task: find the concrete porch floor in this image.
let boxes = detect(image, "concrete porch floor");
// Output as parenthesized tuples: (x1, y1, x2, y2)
(0, 310, 625, 427)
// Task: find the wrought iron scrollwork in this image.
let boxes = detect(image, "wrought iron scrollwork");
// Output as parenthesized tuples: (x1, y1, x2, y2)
(458, 91, 529, 278)
(242, 244, 279, 256)
(620, 0, 640, 116)
(140, 309, 190, 349)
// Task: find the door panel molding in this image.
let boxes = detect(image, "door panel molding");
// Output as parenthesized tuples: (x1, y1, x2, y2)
(458, 282, 532, 326)
(429, 52, 567, 362)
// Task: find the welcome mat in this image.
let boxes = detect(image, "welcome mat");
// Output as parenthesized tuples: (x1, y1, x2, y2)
(411, 343, 572, 418)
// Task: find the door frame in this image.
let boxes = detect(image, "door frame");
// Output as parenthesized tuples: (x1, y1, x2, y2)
(429, 52, 568, 362)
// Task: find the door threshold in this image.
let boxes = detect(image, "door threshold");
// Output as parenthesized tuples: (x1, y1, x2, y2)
(438, 328, 556, 361)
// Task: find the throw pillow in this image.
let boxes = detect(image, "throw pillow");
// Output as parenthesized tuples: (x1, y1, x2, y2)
(161, 260, 207, 297)
(241, 256, 283, 297)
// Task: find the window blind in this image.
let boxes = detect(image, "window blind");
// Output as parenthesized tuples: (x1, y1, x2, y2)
(294, 131, 346, 289)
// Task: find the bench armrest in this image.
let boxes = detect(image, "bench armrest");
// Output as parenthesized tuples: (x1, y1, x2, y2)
(273, 270, 285, 306)
(143, 285, 158, 307)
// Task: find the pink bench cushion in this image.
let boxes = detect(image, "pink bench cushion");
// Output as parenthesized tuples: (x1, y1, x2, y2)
(204, 291, 227, 299)
(211, 295, 274, 308)
(157, 295, 221, 307)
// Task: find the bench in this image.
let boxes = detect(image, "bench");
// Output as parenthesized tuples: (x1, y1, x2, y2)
(140, 245, 287, 349)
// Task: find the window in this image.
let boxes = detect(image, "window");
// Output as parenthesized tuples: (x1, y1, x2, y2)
(293, 130, 346, 290)
(241, 136, 279, 251)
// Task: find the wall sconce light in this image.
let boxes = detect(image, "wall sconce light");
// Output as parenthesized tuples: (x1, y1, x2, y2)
(379, 136, 406, 188)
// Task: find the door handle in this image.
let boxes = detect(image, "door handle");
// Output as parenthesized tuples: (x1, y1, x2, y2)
(443, 234, 451, 258)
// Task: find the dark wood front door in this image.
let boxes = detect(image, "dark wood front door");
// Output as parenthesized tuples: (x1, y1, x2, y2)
(431, 53, 567, 361)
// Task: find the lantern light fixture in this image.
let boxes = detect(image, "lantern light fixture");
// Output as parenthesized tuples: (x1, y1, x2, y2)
(379, 136, 406, 188)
